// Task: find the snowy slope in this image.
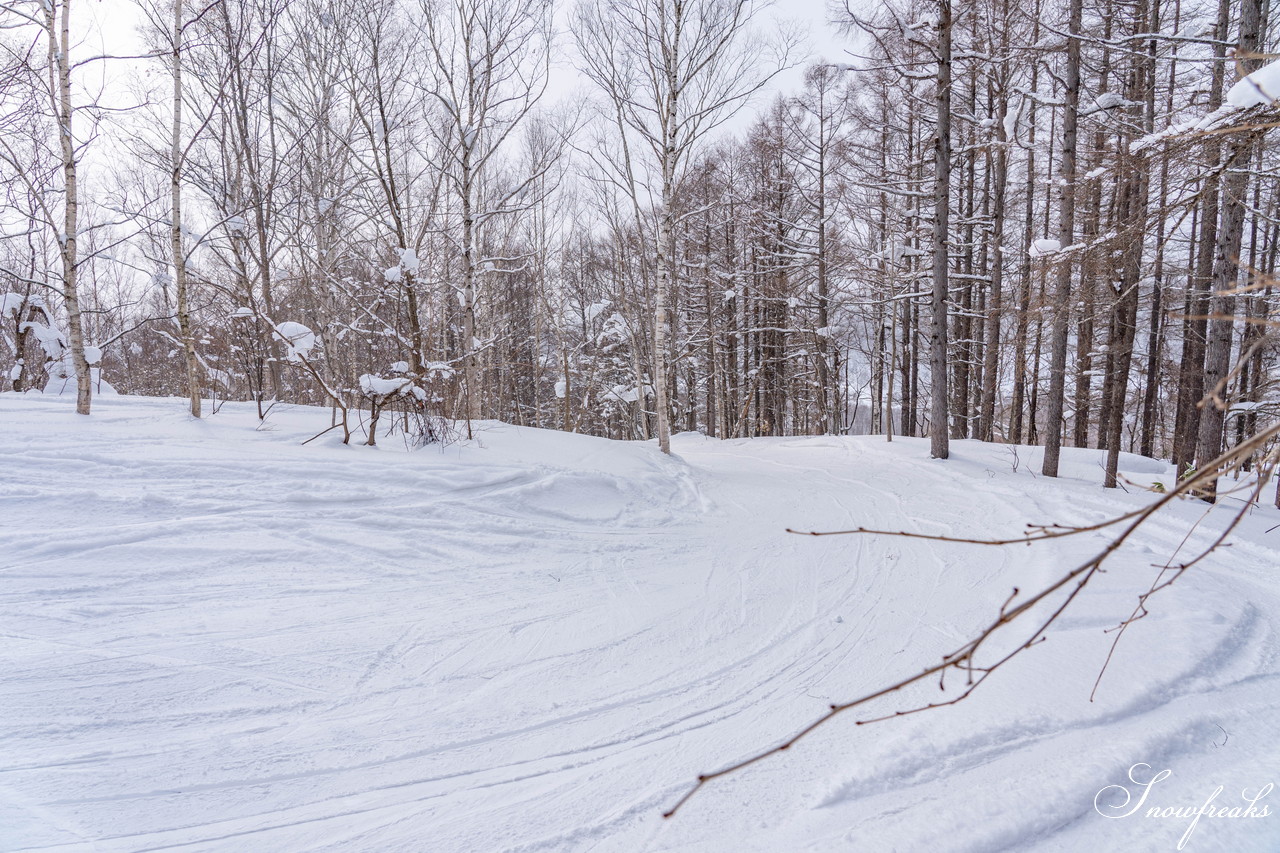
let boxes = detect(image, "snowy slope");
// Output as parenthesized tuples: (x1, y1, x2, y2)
(1, 394, 1278, 852)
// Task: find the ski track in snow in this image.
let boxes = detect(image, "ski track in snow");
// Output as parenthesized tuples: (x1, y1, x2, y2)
(1, 394, 1278, 852)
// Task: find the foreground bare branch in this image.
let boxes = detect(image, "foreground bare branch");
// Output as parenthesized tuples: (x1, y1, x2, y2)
(663, 424, 1280, 818)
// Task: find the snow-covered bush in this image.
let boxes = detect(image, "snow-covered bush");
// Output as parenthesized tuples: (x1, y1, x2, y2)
(355, 361, 457, 448)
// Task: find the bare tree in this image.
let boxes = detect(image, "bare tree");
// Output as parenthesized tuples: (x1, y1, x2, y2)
(929, 0, 952, 459)
(1195, 0, 1267, 500)
(169, 0, 204, 417)
(1039, 0, 1082, 476)
(0, 0, 93, 412)
(421, 0, 553, 425)
(573, 0, 794, 453)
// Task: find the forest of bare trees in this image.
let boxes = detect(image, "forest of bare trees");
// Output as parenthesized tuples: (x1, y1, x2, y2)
(2, 0, 1278, 498)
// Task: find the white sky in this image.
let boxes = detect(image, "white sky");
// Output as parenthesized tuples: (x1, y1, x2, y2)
(82, 0, 863, 125)
(545, 0, 863, 128)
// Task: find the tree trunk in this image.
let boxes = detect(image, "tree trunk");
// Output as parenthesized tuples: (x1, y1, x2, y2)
(461, 144, 482, 427)
(1194, 0, 1263, 501)
(652, 64, 677, 455)
(172, 0, 202, 418)
(1172, 0, 1231, 471)
(929, 0, 952, 460)
(978, 38, 1009, 442)
(50, 0, 91, 415)
(1040, 0, 1082, 476)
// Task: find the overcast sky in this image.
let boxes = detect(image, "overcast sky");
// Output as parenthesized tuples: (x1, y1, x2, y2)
(79, 0, 862, 124)
(545, 0, 862, 121)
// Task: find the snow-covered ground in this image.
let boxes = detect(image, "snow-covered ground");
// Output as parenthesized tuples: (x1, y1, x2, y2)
(1, 394, 1277, 852)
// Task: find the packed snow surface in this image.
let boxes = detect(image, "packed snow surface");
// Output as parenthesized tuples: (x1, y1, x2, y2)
(1, 394, 1278, 852)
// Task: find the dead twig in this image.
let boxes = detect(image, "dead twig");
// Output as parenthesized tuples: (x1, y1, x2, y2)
(663, 424, 1279, 819)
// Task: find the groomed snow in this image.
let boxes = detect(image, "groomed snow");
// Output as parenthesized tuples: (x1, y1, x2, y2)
(1, 394, 1278, 852)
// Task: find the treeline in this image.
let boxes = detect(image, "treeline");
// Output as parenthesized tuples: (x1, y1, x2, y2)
(1, 0, 1277, 485)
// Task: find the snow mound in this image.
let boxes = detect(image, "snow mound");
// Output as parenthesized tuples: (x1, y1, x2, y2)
(1227, 59, 1280, 108)
(274, 321, 317, 362)
(359, 373, 414, 398)
(1030, 237, 1061, 256)
(0, 292, 25, 318)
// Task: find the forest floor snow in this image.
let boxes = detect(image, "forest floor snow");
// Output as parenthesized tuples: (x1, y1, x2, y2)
(1, 393, 1278, 852)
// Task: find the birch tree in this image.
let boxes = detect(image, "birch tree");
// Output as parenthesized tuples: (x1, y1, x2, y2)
(421, 0, 553, 424)
(572, 0, 793, 454)
(169, 0, 202, 417)
(0, 0, 104, 413)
